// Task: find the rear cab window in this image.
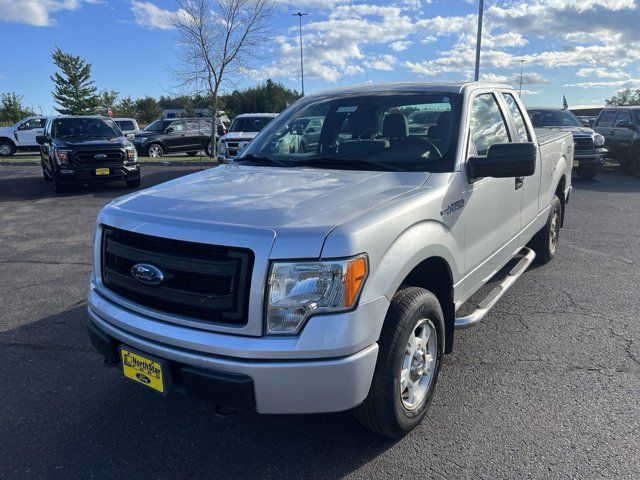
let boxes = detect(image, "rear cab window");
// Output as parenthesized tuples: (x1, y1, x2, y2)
(614, 111, 632, 127)
(502, 93, 531, 142)
(596, 110, 617, 127)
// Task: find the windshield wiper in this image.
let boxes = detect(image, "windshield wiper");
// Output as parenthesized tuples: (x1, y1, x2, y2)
(302, 155, 407, 172)
(236, 153, 290, 168)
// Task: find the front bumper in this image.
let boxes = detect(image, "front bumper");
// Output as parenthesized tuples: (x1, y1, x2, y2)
(87, 285, 385, 414)
(55, 162, 140, 183)
(573, 148, 607, 168)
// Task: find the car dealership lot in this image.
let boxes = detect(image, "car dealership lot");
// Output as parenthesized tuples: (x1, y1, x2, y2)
(0, 165, 639, 479)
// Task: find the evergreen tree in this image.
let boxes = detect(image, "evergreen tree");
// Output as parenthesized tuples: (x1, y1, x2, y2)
(113, 96, 137, 118)
(50, 47, 99, 115)
(135, 97, 159, 124)
(0, 93, 33, 125)
(98, 89, 119, 116)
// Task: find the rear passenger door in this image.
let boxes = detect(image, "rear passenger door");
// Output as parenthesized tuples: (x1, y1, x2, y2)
(594, 110, 619, 155)
(611, 110, 635, 156)
(462, 92, 523, 285)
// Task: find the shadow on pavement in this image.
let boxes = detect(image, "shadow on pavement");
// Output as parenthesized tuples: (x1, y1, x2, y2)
(0, 304, 395, 479)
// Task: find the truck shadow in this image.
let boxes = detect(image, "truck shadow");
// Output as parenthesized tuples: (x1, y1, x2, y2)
(1, 304, 398, 479)
(571, 167, 640, 193)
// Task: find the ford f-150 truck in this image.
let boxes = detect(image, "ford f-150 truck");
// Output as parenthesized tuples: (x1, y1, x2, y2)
(0, 116, 49, 156)
(87, 83, 573, 438)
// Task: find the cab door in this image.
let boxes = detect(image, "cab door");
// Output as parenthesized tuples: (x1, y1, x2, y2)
(461, 92, 523, 293)
(162, 121, 188, 152)
(611, 110, 635, 156)
(15, 118, 46, 146)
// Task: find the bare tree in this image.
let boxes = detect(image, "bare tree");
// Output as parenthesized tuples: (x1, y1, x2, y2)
(171, 0, 274, 158)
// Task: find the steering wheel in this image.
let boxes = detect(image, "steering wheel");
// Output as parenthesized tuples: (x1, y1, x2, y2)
(397, 136, 443, 159)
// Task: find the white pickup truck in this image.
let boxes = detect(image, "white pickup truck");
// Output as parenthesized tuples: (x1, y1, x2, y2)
(0, 116, 48, 156)
(87, 83, 573, 437)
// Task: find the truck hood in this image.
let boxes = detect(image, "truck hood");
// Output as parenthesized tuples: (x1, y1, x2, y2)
(55, 137, 131, 148)
(538, 126, 595, 136)
(220, 132, 259, 141)
(106, 164, 428, 233)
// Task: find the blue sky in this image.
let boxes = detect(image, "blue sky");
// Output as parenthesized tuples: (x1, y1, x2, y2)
(1, 0, 639, 115)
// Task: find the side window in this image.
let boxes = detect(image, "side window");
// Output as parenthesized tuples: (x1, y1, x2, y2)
(596, 110, 616, 127)
(614, 111, 632, 127)
(21, 118, 45, 130)
(169, 121, 185, 132)
(468, 93, 511, 156)
(502, 94, 530, 142)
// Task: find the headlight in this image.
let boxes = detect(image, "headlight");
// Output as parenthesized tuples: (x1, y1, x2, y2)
(594, 133, 605, 147)
(266, 255, 368, 335)
(54, 149, 70, 165)
(217, 140, 227, 155)
(125, 146, 138, 162)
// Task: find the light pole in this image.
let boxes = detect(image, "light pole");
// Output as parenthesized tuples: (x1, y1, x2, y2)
(519, 60, 525, 96)
(292, 12, 308, 96)
(474, 0, 484, 81)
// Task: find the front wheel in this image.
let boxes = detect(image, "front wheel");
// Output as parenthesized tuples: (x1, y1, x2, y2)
(42, 161, 52, 181)
(204, 141, 213, 157)
(126, 177, 141, 188)
(0, 141, 16, 157)
(354, 287, 443, 438)
(186, 151, 198, 156)
(530, 194, 562, 265)
(147, 143, 163, 158)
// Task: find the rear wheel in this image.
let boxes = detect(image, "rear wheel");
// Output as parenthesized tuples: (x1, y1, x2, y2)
(530, 194, 562, 265)
(354, 287, 443, 438)
(147, 143, 163, 158)
(576, 166, 597, 180)
(205, 141, 213, 157)
(0, 141, 16, 157)
(186, 151, 198, 156)
(41, 161, 51, 181)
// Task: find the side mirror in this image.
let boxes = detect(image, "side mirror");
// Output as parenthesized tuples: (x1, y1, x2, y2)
(36, 135, 47, 145)
(616, 120, 633, 129)
(468, 143, 536, 179)
(165, 127, 174, 134)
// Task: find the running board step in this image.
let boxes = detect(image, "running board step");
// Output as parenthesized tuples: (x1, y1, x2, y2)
(454, 247, 536, 329)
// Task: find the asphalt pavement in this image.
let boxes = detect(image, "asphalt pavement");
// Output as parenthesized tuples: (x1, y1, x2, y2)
(0, 165, 639, 479)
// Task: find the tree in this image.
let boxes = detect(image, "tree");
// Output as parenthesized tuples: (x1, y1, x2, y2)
(113, 96, 137, 118)
(98, 89, 119, 116)
(606, 88, 640, 106)
(51, 47, 99, 115)
(220, 79, 299, 118)
(0, 92, 33, 124)
(135, 96, 159, 124)
(171, 0, 274, 157)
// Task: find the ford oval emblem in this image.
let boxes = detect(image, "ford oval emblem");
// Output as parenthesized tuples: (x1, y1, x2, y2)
(94, 153, 107, 159)
(136, 373, 151, 384)
(131, 263, 164, 285)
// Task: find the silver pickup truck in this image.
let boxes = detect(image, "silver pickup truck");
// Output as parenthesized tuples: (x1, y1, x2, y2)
(87, 82, 573, 438)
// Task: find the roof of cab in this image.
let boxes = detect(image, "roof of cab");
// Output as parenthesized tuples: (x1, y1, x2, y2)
(302, 82, 514, 99)
(235, 113, 279, 118)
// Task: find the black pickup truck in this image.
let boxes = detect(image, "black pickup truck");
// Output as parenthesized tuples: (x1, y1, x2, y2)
(593, 106, 640, 176)
(37, 116, 141, 193)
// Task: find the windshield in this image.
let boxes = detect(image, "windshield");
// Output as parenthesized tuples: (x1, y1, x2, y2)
(240, 92, 460, 172)
(528, 110, 582, 128)
(52, 118, 122, 139)
(229, 116, 274, 133)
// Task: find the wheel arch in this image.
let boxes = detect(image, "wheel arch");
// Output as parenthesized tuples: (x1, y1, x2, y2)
(0, 136, 16, 147)
(555, 174, 567, 227)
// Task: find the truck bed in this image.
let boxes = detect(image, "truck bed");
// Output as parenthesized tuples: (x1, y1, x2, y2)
(534, 128, 572, 146)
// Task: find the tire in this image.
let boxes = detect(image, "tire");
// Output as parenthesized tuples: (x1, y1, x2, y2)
(52, 174, 68, 194)
(632, 151, 640, 178)
(186, 151, 198, 156)
(576, 166, 597, 180)
(204, 141, 213, 157)
(147, 143, 163, 158)
(530, 194, 562, 265)
(354, 287, 443, 438)
(126, 177, 141, 188)
(0, 141, 16, 157)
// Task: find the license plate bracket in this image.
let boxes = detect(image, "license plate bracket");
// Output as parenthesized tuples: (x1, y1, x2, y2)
(119, 346, 171, 394)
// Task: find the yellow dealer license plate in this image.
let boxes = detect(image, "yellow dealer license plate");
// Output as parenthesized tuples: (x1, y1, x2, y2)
(120, 346, 169, 394)
(95, 168, 110, 176)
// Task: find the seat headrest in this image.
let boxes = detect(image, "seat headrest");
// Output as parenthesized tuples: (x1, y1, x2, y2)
(348, 110, 377, 138)
(382, 113, 409, 139)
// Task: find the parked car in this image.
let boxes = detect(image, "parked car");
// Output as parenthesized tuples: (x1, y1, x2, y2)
(37, 116, 140, 193)
(112, 118, 140, 135)
(528, 108, 607, 180)
(274, 116, 324, 154)
(86, 82, 572, 438)
(133, 117, 226, 157)
(0, 116, 49, 156)
(217, 113, 277, 160)
(593, 106, 640, 176)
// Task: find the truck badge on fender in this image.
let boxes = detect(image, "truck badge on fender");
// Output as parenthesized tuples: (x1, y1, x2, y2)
(440, 199, 465, 216)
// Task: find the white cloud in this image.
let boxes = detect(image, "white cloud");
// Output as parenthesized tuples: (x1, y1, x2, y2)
(363, 55, 396, 71)
(130, 1, 177, 30)
(389, 40, 411, 52)
(0, 0, 86, 26)
(576, 67, 627, 79)
(564, 79, 640, 89)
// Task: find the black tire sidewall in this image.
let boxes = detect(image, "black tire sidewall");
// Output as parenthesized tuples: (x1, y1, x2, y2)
(0, 141, 16, 156)
(391, 296, 443, 428)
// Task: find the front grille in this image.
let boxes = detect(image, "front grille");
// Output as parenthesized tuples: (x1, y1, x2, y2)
(574, 136, 594, 151)
(75, 149, 124, 164)
(224, 141, 241, 157)
(101, 227, 253, 325)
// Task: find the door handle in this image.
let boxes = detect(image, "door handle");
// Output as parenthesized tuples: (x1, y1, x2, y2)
(609, 130, 615, 135)
(515, 177, 524, 190)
